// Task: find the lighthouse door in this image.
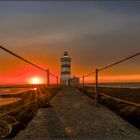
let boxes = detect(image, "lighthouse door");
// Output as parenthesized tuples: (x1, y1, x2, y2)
(66, 80, 70, 86)
(68, 80, 70, 86)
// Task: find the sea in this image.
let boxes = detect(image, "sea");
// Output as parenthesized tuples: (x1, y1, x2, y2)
(86, 82, 140, 89)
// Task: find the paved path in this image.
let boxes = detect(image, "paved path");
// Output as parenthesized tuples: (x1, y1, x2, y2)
(15, 87, 140, 139)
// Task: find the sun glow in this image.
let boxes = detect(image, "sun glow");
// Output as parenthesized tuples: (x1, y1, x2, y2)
(29, 77, 43, 84)
(34, 87, 37, 90)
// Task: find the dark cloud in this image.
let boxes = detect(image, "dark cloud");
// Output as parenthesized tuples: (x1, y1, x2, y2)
(0, 1, 140, 78)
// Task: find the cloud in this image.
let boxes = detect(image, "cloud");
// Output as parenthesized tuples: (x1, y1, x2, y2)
(0, 1, 140, 81)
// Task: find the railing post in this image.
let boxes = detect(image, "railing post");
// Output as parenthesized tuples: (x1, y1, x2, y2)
(95, 69, 98, 107)
(47, 69, 50, 86)
(35, 86, 38, 109)
(82, 75, 85, 94)
(56, 76, 58, 86)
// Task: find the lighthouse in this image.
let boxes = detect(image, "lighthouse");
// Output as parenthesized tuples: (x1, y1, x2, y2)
(60, 51, 71, 85)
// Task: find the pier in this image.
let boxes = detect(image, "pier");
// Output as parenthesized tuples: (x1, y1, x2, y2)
(14, 87, 140, 139)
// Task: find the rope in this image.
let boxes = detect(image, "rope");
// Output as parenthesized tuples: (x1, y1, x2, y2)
(99, 92, 140, 107)
(0, 45, 58, 79)
(80, 52, 140, 77)
(84, 71, 96, 77)
(98, 52, 140, 71)
(83, 88, 140, 107)
(85, 89, 95, 93)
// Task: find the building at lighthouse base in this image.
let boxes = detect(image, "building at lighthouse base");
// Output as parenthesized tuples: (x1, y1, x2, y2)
(60, 76, 79, 86)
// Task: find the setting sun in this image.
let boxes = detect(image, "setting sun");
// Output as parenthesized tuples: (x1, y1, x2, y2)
(29, 77, 43, 84)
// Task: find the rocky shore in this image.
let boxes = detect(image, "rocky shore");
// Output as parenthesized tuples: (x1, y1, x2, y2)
(0, 86, 60, 138)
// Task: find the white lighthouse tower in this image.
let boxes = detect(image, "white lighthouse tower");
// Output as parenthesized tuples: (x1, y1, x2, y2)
(60, 51, 71, 85)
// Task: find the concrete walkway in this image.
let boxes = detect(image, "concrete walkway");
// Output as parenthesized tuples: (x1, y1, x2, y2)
(14, 87, 140, 139)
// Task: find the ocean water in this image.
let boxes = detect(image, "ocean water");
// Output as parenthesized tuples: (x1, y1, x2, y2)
(86, 82, 140, 89)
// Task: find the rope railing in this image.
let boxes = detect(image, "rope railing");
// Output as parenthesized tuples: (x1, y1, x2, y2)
(79, 71, 95, 79)
(85, 89, 95, 93)
(80, 52, 140, 78)
(98, 52, 140, 72)
(0, 45, 60, 121)
(83, 88, 140, 107)
(99, 92, 140, 107)
(79, 82, 140, 108)
(83, 71, 96, 78)
(0, 45, 59, 85)
(80, 52, 140, 106)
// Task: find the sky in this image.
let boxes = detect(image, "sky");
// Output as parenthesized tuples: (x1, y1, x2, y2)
(0, 1, 140, 84)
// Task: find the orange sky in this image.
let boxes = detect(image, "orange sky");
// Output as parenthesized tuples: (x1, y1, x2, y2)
(80, 75, 140, 84)
(0, 54, 139, 84)
(0, 2, 140, 84)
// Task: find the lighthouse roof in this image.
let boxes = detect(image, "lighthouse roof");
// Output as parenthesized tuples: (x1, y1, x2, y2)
(61, 51, 71, 62)
(64, 51, 68, 56)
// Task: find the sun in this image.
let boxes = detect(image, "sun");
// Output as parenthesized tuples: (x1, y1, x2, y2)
(29, 77, 43, 84)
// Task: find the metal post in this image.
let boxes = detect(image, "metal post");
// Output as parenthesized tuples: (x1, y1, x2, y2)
(82, 76, 85, 94)
(95, 69, 98, 107)
(56, 76, 58, 86)
(47, 69, 50, 86)
(35, 88, 38, 109)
